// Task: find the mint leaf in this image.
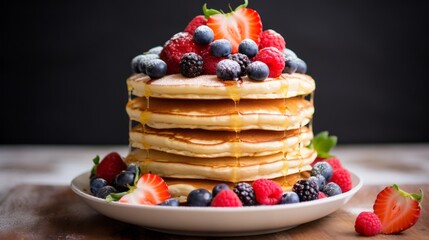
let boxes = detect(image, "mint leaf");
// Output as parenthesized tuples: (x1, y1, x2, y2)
(90, 155, 100, 178)
(106, 191, 128, 202)
(312, 131, 337, 158)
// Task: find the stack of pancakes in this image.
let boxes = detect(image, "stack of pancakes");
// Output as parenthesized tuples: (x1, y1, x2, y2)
(125, 73, 316, 202)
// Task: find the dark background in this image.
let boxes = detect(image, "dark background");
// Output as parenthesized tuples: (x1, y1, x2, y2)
(1, 0, 428, 145)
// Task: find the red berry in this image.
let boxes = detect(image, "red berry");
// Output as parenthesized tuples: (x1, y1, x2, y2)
(325, 158, 343, 170)
(211, 189, 243, 207)
(95, 152, 127, 184)
(329, 168, 352, 193)
(253, 47, 285, 78)
(258, 29, 286, 51)
(355, 212, 382, 236)
(184, 15, 208, 34)
(318, 191, 327, 199)
(119, 174, 171, 205)
(200, 48, 226, 74)
(252, 179, 283, 205)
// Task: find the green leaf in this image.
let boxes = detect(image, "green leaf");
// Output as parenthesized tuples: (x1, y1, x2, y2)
(312, 131, 337, 158)
(202, 3, 221, 18)
(90, 155, 100, 178)
(106, 191, 128, 202)
(235, 0, 249, 10)
(394, 184, 424, 203)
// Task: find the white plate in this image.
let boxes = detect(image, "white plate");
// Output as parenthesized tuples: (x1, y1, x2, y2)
(71, 171, 362, 236)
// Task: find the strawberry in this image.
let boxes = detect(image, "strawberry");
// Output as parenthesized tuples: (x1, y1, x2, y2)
(373, 184, 423, 234)
(94, 152, 127, 184)
(119, 173, 171, 205)
(204, 0, 262, 53)
(184, 15, 208, 34)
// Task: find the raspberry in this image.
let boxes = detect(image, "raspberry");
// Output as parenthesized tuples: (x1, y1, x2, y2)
(324, 158, 343, 170)
(318, 191, 327, 199)
(252, 179, 283, 205)
(228, 53, 250, 76)
(160, 32, 206, 74)
(210, 189, 243, 207)
(179, 52, 203, 77)
(184, 15, 208, 35)
(292, 179, 318, 202)
(233, 182, 256, 206)
(253, 47, 285, 78)
(355, 212, 382, 236)
(200, 48, 226, 74)
(329, 168, 352, 193)
(258, 29, 286, 51)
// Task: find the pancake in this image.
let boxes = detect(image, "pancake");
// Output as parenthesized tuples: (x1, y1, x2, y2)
(165, 171, 311, 203)
(127, 73, 315, 100)
(126, 96, 314, 131)
(125, 148, 316, 182)
(130, 125, 313, 157)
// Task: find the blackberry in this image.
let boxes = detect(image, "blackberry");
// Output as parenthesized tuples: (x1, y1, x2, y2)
(233, 182, 256, 206)
(292, 179, 318, 202)
(179, 52, 204, 77)
(228, 53, 250, 76)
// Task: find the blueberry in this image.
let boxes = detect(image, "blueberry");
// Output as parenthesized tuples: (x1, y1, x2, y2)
(187, 189, 212, 207)
(283, 57, 299, 74)
(158, 198, 180, 207)
(145, 59, 167, 79)
(279, 192, 300, 204)
(246, 61, 269, 81)
(212, 183, 230, 198)
(126, 163, 139, 175)
(131, 54, 159, 74)
(216, 59, 241, 80)
(311, 162, 333, 181)
(95, 186, 117, 199)
(146, 46, 163, 55)
(113, 171, 135, 192)
(193, 25, 214, 45)
(323, 182, 342, 197)
(90, 178, 108, 195)
(295, 58, 307, 74)
(308, 174, 326, 191)
(210, 39, 232, 57)
(283, 48, 298, 59)
(238, 39, 258, 58)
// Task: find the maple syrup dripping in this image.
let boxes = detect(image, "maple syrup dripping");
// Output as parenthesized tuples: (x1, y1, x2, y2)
(226, 80, 242, 183)
(280, 76, 290, 187)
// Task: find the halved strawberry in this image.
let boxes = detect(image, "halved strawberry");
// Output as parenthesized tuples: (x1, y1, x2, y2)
(204, 1, 262, 53)
(373, 184, 423, 234)
(119, 173, 171, 205)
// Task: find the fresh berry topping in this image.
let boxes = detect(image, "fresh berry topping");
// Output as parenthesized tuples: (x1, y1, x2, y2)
(228, 53, 250, 76)
(318, 191, 327, 199)
(145, 59, 167, 79)
(211, 189, 243, 207)
(354, 212, 382, 236)
(205, 1, 262, 53)
(216, 59, 241, 80)
(146, 46, 163, 55)
(252, 179, 283, 205)
(295, 58, 307, 74)
(312, 131, 338, 159)
(324, 158, 343, 170)
(160, 32, 203, 74)
(292, 179, 318, 202)
(279, 192, 300, 204)
(329, 168, 352, 193)
(212, 183, 230, 198)
(131, 54, 159, 74)
(193, 25, 214, 45)
(126, 163, 139, 175)
(253, 47, 285, 78)
(246, 61, 269, 81)
(200, 48, 226, 74)
(119, 173, 171, 205)
(233, 182, 256, 206)
(95, 152, 127, 184)
(258, 29, 286, 51)
(158, 198, 180, 207)
(187, 189, 212, 207)
(308, 174, 326, 191)
(184, 15, 208, 35)
(283, 57, 298, 74)
(90, 178, 108, 195)
(311, 162, 333, 182)
(179, 52, 204, 77)
(238, 39, 258, 58)
(96, 185, 117, 199)
(113, 171, 135, 192)
(373, 184, 423, 234)
(283, 48, 297, 59)
(210, 39, 232, 57)
(322, 182, 342, 197)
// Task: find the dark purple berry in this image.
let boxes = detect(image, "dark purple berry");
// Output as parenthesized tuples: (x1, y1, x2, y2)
(179, 52, 203, 77)
(187, 189, 212, 207)
(279, 191, 300, 204)
(233, 182, 256, 206)
(95, 185, 117, 199)
(311, 162, 333, 181)
(90, 178, 108, 195)
(158, 198, 180, 206)
(113, 171, 135, 192)
(292, 179, 318, 202)
(228, 53, 250, 76)
(212, 183, 230, 198)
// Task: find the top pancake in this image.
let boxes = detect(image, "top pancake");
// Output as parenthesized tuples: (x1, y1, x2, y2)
(127, 73, 315, 100)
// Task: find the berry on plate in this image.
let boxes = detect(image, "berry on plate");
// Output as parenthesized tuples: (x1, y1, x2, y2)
(252, 179, 283, 205)
(308, 174, 326, 191)
(93, 152, 127, 184)
(90, 178, 108, 195)
(373, 184, 423, 234)
(158, 198, 180, 207)
(329, 168, 352, 193)
(118, 173, 171, 205)
(311, 162, 333, 182)
(258, 29, 286, 51)
(253, 47, 285, 78)
(279, 192, 300, 204)
(211, 189, 243, 207)
(318, 191, 327, 199)
(212, 183, 230, 198)
(204, 0, 262, 53)
(354, 211, 382, 236)
(184, 15, 208, 35)
(233, 182, 256, 206)
(292, 179, 318, 202)
(96, 185, 117, 199)
(322, 182, 342, 197)
(324, 158, 343, 170)
(187, 188, 212, 207)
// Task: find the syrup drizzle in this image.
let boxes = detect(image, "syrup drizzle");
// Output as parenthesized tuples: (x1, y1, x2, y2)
(226, 80, 242, 183)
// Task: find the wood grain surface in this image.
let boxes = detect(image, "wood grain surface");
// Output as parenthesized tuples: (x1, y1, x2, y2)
(0, 184, 427, 240)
